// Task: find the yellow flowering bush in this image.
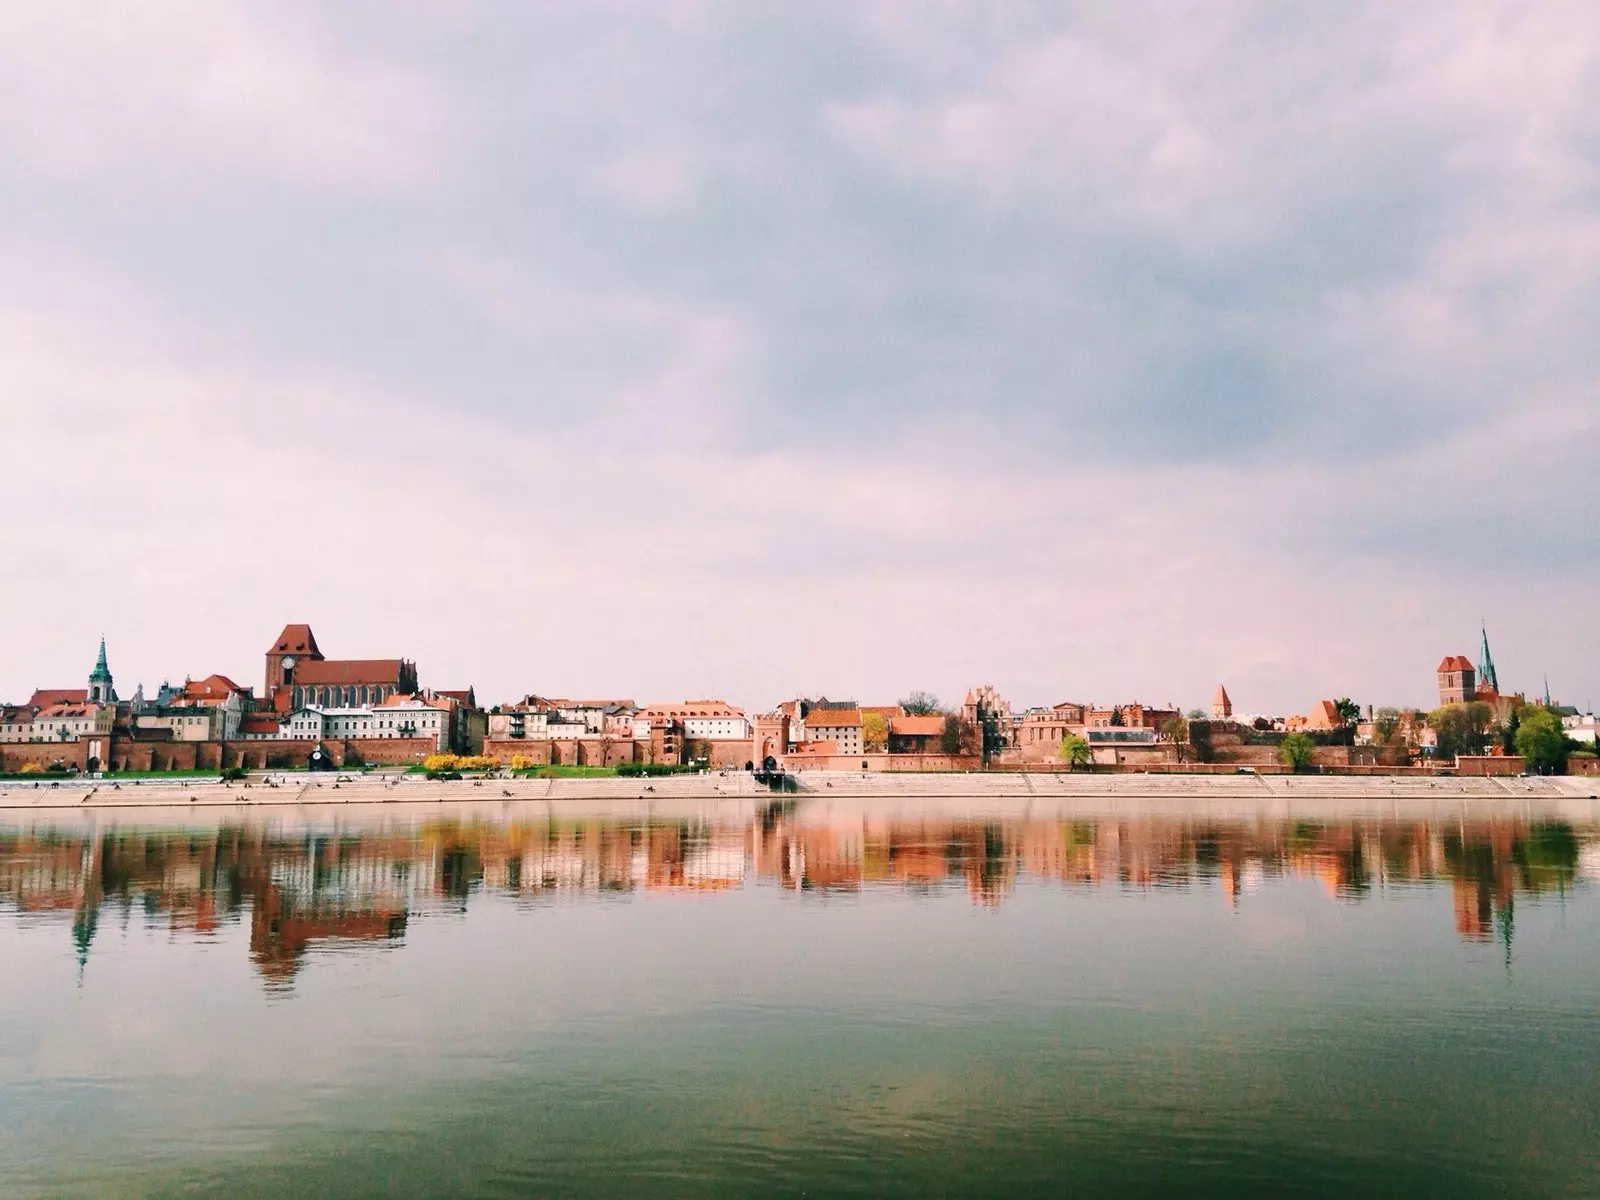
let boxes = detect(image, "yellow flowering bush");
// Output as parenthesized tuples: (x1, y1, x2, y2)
(422, 753, 501, 772)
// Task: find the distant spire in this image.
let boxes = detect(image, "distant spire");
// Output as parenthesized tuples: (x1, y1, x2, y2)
(1477, 624, 1499, 694)
(1544, 674, 1552, 707)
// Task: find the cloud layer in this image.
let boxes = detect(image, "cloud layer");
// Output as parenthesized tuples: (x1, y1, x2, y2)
(3, 1, 1596, 715)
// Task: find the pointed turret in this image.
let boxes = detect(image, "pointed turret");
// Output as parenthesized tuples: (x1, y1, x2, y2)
(87, 636, 116, 704)
(1211, 684, 1232, 720)
(1477, 625, 1499, 695)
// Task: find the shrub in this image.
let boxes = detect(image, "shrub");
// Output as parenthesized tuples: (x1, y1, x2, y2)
(219, 766, 247, 782)
(18, 761, 43, 774)
(616, 762, 694, 777)
(425, 769, 463, 781)
(1279, 732, 1316, 772)
(421, 753, 500, 773)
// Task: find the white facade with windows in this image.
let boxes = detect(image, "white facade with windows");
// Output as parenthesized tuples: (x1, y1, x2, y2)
(683, 715, 751, 740)
(4, 704, 115, 743)
(802, 716, 862, 756)
(276, 700, 451, 751)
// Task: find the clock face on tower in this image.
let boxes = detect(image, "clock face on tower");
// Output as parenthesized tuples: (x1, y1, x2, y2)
(281, 657, 296, 671)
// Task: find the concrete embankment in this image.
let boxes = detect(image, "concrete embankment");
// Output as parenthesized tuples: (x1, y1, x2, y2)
(1, 769, 1596, 823)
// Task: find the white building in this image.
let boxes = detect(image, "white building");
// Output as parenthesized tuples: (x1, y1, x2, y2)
(372, 695, 453, 751)
(12, 702, 115, 743)
(801, 708, 863, 756)
(272, 696, 453, 752)
(683, 714, 752, 741)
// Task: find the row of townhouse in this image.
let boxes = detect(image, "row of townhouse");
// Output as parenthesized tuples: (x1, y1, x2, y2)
(238, 693, 474, 754)
(482, 697, 755, 765)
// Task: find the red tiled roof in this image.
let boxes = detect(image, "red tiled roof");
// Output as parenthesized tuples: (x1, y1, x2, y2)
(239, 716, 284, 735)
(861, 705, 905, 721)
(180, 674, 245, 701)
(642, 700, 742, 718)
(806, 707, 862, 727)
(29, 688, 88, 710)
(35, 703, 104, 718)
(889, 715, 944, 737)
(293, 659, 406, 685)
(1437, 655, 1473, 673)
(375, 693, 448, 710)
(268, 624, 321, 656)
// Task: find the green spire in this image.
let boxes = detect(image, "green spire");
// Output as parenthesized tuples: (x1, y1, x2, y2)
(89, 636, 112, 682)
(1477, 624, 1499, 694)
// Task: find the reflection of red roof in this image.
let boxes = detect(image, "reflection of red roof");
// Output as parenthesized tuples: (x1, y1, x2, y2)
(269, 624, 321, 656)
(294, 659, 405, 685)
(29, 688, 87, 709)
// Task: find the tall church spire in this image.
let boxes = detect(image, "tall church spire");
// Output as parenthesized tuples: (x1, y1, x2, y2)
(1477, 624, 1499, 695)
(87, 636, 116, 704)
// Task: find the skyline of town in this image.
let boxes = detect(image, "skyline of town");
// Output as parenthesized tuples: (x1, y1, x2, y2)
(3, 620, 1591, 725)
(5, 621, 1593, 781)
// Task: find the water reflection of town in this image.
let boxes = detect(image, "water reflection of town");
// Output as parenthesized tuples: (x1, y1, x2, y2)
(0, 810, 1589, 987)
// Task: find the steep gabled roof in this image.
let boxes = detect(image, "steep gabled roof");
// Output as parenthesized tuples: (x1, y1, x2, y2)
(268, 624, 322, 657)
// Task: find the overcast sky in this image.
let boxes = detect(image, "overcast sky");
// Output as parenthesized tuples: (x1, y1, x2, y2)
(3, 1, 1596, 716)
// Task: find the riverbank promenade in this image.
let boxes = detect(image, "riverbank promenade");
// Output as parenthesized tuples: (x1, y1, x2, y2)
(2, 769, 1595, 822)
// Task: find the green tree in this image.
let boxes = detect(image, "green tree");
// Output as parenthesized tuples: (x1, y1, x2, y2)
(900, 692, 942, 716)
(1058, 733, 1091, 770)
(1279, 731, 1316, 773)
(1108, 707, 1125, 727)
(1159, 715, 1188, 745)
(1333, 697, 1361, 726)
(1428, 702, 1493, 760)
(1514, 708, 1566, 774)
(861, 711, 888, 753)
(1373, 707, 1401, 744)
(941, 714, 979, 756)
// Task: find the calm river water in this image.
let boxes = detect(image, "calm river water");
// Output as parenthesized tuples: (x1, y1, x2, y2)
(1, 799, 1597, 1198)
